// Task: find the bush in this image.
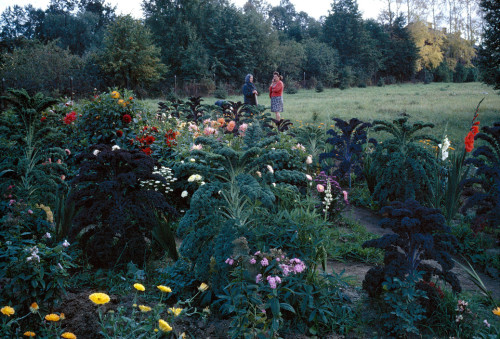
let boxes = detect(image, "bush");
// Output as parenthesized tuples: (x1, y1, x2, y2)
(214, 88, 228, 99)
(285, 84, 299, 95)
(68, 144, 177, 268)
(315, 82, 324, 93)
(377, 77, 385, 87)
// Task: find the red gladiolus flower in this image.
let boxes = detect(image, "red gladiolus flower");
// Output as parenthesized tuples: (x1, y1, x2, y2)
(116, 130, 123, 137)
(63, 111, 77, 125)
(142, 147, 152, 155)
(122, 114, 132, 124)
(41, 116, 47, 122)
(464, 131, 475, 152)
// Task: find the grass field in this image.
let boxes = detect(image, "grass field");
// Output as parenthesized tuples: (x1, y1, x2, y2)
(145, 82, 499, 147)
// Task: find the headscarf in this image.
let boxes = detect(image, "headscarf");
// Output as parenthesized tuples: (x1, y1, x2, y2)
(245, 74, 253, 83)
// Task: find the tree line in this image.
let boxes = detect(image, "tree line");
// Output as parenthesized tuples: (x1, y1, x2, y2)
(0, 0, 497, 98)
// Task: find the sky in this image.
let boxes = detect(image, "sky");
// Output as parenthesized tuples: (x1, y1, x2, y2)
(0, 0, 384, 21)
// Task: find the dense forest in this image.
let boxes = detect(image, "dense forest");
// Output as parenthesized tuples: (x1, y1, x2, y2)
(0, 0, 497, 97)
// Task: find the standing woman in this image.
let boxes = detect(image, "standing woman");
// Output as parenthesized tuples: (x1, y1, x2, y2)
(269, 71, 284, 121)
(242, 74, 258, 105)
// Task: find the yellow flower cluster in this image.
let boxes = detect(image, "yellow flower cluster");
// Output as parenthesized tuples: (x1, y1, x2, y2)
(61, 332, 77, 339)
(158, 319, 172, 332)
(23, 331, 35, 337)
(168, 307, 183, 317)
(493, 307, 500, 316)
(45, 313, 60, 322)
(111, 91, 120, 99)
(138, 305, 152, 312)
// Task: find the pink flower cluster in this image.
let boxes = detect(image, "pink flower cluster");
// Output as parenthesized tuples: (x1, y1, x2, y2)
(279, 258, 306, 276)
(225, 257, 235, 265)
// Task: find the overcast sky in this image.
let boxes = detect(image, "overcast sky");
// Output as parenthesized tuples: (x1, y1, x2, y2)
(0, 0, 384, 20)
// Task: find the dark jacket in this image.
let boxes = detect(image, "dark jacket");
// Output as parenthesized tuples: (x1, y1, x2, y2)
(242, 74, 257, 105)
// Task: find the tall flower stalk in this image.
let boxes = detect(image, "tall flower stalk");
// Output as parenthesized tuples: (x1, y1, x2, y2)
(441, 98, 483, 224)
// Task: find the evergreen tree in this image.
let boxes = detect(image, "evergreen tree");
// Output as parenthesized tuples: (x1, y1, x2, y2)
(477, 0, 500, 89)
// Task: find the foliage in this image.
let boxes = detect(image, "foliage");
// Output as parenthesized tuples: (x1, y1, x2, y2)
(98, 15, 167, 93)
(0, 88, 67, 205)
(408, 20, 445, 71)
(218, 247, 355, 338)
(163, 124, 309, 297)
(371, 116, 438, 204)
(74, 89, 142, 148)
(463, 121, 500, 230)
(380, 271, 427, 337)
(319, 117, 376, 189)
(313, 171, 348, 221)
(362, 199, 461, 298)
(0, 201, 76, 316)
(0, 40, 84, 95)
(477, 0, 500, 90)
(68, 144, 176, 268)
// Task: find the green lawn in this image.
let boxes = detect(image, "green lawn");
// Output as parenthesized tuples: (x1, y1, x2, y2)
(145, 82, 499, 147)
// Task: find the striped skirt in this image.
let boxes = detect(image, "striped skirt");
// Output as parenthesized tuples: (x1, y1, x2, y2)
(271, 96, 283, 112)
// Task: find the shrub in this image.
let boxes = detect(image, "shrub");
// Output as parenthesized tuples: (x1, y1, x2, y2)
(68, 144, 177, 268)
(285, 84, 298, 95)
(362, 199, 461, 298)
(214, 88, 228, 99)
(371, 116, 438, 205)
(315, 82, 324, 93)
(377, 77, 385, 87)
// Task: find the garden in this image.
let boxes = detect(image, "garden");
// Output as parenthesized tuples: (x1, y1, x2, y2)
(0, 85, 499, 339)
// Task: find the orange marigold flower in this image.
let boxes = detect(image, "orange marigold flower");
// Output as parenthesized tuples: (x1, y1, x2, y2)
(45, 313, 60, 322)
(23, 331, 36, 337)
(61, 332, 77, 339)
(30, 302, 39, 313)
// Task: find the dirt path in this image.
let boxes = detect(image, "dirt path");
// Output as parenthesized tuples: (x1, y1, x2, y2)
(337, 205, 500, 301)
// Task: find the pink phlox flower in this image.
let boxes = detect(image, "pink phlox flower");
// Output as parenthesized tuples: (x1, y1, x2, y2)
(8, 199, 16, 206)
(256, 274, 262, 283)
(203, 126, 218, 136)
(254, 251, 261, 256)
(280, 264, 291, 276)
(260, 258, 269, 267)
(249, 257, 256, 264)
(267, 276, 277, 289)
(225, 258, 234, 265)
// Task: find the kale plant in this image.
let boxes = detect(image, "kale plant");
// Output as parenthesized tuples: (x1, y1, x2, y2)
(0, 89, 67, 205)
(163, 124, 308, 297)
(371, 116, 438, 204)
(362, 199, 461, 298)
(319, 118, 376, 189)
(463, 121, 500, 230)
(68, 144, 176, 268)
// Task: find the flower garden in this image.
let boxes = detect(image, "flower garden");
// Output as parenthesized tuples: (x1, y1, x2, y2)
(0, 88, 499, 338)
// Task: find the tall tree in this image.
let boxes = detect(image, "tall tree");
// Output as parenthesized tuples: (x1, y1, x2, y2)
(408, 20, 445, 71)
(477, 0, 500, 89)
(99, 15, 167, 92)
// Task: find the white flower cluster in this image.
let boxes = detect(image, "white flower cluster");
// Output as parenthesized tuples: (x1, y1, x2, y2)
(140, 166, 177, 194)
(438, 136, 451, 161)
(322, 180, 334, 218)
(26, 246, 40, 262)
(187, 174, 203, 182)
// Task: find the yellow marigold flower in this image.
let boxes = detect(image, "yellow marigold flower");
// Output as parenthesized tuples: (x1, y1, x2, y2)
(157, 285, 172, 293)
(198, 283, 209, 292)
(133, 283, 145, 291)
(29, 302, 39, 313)
(118, 99, 126, 107)
(23, 331, 36, 337)
(111, 91, 120, 99)
(138, 305, 152, 312)
(154, 329, 159, 332)
(168, 307, 183, 317)
(493, 307, 500, 316)
(61, 332, 77, 339)
(45, 313, 60, 322)
(1, 306, 15, 316)
(89, 293, 110, 305)
(158, 319, 172, 332)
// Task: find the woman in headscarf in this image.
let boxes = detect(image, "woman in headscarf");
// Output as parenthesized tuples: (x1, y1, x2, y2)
(242, 74, 258, 105)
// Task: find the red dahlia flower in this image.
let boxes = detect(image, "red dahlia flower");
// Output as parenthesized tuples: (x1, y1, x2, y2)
(116, 130, 123, 137)
(122, 114, 132, 124)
